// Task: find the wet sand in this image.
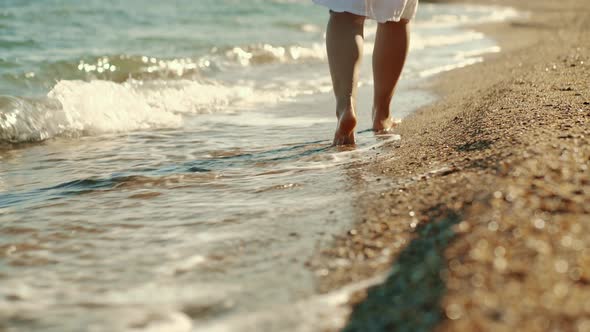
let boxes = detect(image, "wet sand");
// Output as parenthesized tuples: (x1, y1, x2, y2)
(309, 0, 590, 330)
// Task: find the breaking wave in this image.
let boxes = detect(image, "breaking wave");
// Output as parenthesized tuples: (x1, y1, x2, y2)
(0, 79, 259, 143)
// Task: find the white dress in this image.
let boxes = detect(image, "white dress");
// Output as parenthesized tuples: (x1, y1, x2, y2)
(313, 0, 419, 23)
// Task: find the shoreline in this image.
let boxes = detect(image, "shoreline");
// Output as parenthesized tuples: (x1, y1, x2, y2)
(310, 0, 590, 330)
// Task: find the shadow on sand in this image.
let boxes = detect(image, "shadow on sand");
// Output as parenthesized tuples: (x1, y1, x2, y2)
(342, 212, 460, 332)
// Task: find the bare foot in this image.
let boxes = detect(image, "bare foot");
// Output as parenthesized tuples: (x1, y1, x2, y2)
(372, 109, 398, 133)
(333, 107, 357, 145)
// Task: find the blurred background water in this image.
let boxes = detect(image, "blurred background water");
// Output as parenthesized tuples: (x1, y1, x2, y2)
(0, 1, 517, 331)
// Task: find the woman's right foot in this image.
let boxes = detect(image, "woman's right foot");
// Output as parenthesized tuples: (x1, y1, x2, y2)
(333, 107, 357, 145)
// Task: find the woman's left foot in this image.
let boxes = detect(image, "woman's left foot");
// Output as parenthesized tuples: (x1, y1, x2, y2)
(372, 114, 399, 133)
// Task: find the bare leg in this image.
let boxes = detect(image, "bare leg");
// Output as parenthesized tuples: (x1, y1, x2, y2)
(326, 11, 365, 145)
(372, 19, 410, 132)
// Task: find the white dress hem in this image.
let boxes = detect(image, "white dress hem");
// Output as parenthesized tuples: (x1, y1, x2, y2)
(312, 0, 418, 23)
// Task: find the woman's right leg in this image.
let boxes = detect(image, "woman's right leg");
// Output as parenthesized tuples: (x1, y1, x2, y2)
(372, 19, 410, 132)
(326, 11, 365, 145)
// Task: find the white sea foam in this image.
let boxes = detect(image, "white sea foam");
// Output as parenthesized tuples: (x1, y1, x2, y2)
(1, 79, 289, 143)
(411, 30, 485, 50)
(223, 43, 326, 66)
(48, 80, 183, 132)
(417, 4, 520, 28)
(191, 274, 389, 332)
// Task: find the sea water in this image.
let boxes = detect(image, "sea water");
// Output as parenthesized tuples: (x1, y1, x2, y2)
(0, 1, 517, 331)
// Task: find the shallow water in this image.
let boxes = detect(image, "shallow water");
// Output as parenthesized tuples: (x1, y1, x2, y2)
(0, 2, 517, 331)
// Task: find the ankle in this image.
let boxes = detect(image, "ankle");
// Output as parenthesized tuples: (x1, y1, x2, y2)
(336, 97, 355, 112)
(372, 106, 390, 121)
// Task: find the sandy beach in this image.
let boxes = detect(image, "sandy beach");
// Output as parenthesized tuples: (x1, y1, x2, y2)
(2, 2, 530, 330)
(0, 1, 587, 330)
(310, 0, 590, 330)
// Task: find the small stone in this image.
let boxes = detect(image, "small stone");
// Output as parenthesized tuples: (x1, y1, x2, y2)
(555, 260, 569, 274)
(494, 257, 508, 271)
(316, 269, 329, 277)
(534, 218, 546, 230)
(488, 222, 499, 232)
(446, 304, 464, 320)
(494, 246, 506, 257)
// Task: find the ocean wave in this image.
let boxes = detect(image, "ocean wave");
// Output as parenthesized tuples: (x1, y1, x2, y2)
(416, 4, 520, 28)
(0, 95, 67, 143)
(9, 42, 326, 89)
(273, 22, 322, 33)
(0, 38, 37, 50)
(222, 43, 325, 66)
(0, 59, 18, 69)
(25, 55, 207, 85)
(411, 30, 486, 51)
(0, 79, 259, 144)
